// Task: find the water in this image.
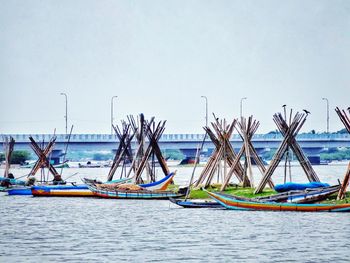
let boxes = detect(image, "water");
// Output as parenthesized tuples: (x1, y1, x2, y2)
(1, 164, 350, 262)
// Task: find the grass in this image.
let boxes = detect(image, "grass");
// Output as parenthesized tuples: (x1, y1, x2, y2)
(319, 194, 350, 204)
(188, 185, 276, 199)
(184, 184, 350, 204)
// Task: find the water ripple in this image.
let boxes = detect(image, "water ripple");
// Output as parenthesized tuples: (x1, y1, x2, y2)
(1, 166, 350, 262)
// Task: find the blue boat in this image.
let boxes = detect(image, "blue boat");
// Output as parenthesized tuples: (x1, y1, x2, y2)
(31, 185, 91, 197)
(169, 198, 222, 208)
(8, 184, 89, 196)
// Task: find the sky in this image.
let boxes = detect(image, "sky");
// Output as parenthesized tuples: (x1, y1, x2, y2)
(0, 0, 349, 135)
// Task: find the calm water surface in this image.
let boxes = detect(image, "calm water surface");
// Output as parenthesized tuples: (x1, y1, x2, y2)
(1, 165, 350, 262)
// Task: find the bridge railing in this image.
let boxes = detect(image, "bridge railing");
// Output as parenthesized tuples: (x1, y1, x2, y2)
(1, 133, 350, 143)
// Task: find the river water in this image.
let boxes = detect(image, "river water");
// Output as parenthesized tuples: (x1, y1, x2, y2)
(1, 164, 350, 262)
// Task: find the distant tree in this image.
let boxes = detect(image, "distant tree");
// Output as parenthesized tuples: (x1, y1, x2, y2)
(266, 130, 279, 135)
(320, 147, 350, 161)
(0, 152, 4, 162)
(93, 152, 113, 161)
(262, 149, 277, 160)
(10, 151, 31, 164)
(162, 149, 184, 160)
(334, 128, 348, 134)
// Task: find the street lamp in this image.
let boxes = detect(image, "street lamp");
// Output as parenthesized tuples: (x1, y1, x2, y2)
(111, 96, 118, 134)
(201, 96, 208, 127)
(60, 93, 68, 135)
(240, 97, 247, 118)
(322, 97, 329, 133)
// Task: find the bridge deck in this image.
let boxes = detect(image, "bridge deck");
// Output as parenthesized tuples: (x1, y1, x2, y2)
(1, 133, 350, 143)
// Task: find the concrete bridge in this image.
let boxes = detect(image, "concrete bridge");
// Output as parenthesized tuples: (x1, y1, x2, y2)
(1, 133, 350, 163)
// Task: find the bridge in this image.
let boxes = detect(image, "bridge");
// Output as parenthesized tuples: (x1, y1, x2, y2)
(1, 133, 350, 164)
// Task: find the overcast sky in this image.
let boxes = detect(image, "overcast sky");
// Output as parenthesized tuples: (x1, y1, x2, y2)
(1, 0, 349, 135)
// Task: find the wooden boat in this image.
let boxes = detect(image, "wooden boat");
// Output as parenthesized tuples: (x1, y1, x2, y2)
(138, 172, 175, 191)
(29, 177, 134, 197)
(31, 185, 94, 197)
(169, 198, 222, 208)
(85, 179, 187, 200)
(0, 176, 26, 186)
(83, 177, 132, 186)
(170, 185, 340, 208)
(206, 191, 350, 212)
(254, 185, 341, 204)
(88, 172, 176, 191)
(9, 173, 175, 197)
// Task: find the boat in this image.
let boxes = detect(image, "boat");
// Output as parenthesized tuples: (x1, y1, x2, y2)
(90, 172, 176, 191)
(169, 198, 222, 208)
(78, 161, 108, 168)
(8, 172, 175, 197)
(31, 185, 93, 197)
(30, 173, 176, 197)
(252, 185, 340, 204)
(206, 191, 350, 212)
(7, 180, 71, 196)
(53, 162, 69, 169)
(85, 179, 187, 200)
(84, 177, 132, 186)
(138, 172, 175, 190)
(0, 176, 26, 187)
(170, 185, 340, 208)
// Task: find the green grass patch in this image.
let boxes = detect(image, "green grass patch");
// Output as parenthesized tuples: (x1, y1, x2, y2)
(186, 184, 350, 204)
(319, 193, 350, 204)
(188, 185, 276, 199)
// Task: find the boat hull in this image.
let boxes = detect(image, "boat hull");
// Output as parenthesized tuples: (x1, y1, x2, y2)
(219, 185, 341, 204)
(31, 185, 93, 197)
(7, 187, 32, 195)
(86, 181, 187, 200)
(169, 198, 222, 208)
(207, 191, 350, 212)
(91, 188, 184, 199)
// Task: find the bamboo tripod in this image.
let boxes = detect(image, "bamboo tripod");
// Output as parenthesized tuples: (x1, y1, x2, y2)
(255, 110, 319, 194)
(220, 116, 274, 191)
(335, 107, 350, 200)
(195, 117, 247, 188)
(28, 136, 62, 181)
(106, 114, 170, 184)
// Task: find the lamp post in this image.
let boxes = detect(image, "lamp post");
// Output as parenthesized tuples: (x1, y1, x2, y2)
(322, 97, 329, 133)
(60, 93, 68, 135)
(240, 97, 247, 118)
(201, 96, 208, 127)
(111, 96, 118, 134)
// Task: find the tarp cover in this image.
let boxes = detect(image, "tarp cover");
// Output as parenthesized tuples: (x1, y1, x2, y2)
(274, 182, 330, 192)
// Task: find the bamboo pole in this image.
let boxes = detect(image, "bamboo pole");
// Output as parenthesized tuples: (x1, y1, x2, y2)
(337, 162, 350, 200)
(3, 136, 15, 178)
(255, 112, 304, 193)
(335, 107, 350, 199)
